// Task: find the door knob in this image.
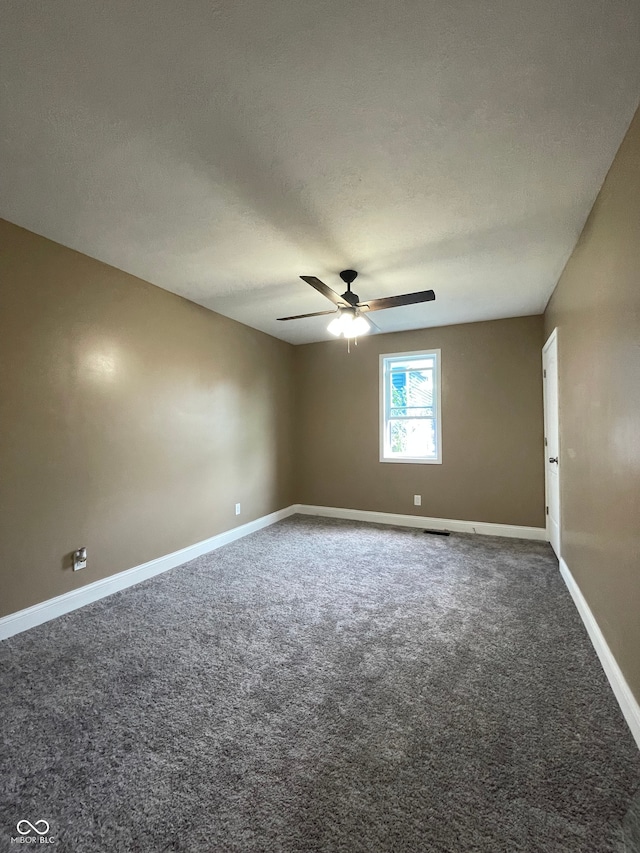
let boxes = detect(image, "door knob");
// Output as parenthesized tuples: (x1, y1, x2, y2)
(549, 457, 558, 464)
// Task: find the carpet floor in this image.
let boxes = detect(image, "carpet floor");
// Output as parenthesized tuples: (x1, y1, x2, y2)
(1, 515, 639, 852)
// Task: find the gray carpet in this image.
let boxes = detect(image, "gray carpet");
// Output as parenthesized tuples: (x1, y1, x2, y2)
(1, 515, 639, 852)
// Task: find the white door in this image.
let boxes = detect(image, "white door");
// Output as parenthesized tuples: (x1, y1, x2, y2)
(543, 329, 560, 558)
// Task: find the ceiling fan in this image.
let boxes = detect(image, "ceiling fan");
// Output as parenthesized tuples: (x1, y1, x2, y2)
(277, 270, 436, 339)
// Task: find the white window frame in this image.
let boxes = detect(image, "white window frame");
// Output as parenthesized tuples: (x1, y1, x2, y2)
(379, 349, 442, 464)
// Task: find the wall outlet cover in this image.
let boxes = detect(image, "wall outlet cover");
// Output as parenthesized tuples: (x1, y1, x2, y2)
(73, 547, 87, 571)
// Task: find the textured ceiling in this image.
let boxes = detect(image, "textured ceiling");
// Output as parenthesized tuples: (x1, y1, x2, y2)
(1, 0, 639, 344)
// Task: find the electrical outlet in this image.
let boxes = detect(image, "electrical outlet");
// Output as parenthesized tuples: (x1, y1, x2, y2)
(414, 495, 422, 506)
(235, 503, 241, 516)
(73, 546, 87, 571)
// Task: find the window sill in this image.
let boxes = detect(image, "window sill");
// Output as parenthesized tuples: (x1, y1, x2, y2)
(380, 456, 442, 464)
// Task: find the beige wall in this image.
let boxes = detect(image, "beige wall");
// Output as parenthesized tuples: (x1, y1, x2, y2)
(0, 219, 296, 617)
(544, 108, 640, 702)
(295, 316, 545, 527)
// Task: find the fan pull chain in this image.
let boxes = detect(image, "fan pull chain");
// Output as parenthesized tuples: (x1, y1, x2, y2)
(346, 336, 360, 353)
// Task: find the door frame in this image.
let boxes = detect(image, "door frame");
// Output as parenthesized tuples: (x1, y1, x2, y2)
(542, 327, 560, 556)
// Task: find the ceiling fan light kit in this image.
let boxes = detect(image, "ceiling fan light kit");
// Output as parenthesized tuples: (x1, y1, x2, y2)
(327, 307, 371, 339)
(277, 269, 436, 350)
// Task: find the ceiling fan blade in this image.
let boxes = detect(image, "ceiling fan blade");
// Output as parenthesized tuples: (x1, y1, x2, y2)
(300, 275, 348, 307)
(358, 290, 436, 312)
(277, 309, 339, 321)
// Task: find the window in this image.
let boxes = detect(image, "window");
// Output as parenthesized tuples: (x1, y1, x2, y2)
(380, 349, 441, 463)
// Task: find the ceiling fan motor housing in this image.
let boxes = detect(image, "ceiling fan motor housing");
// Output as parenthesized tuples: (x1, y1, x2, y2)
(339, 269, 358, 285)
(339, 269, 359, 303)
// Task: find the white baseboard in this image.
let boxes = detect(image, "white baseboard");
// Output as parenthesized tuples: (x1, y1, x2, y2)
(294, 504, 547, 541)
(0, 505, 297, 642)
(0, 503, 545, 643)
(560, 557, 640, 751)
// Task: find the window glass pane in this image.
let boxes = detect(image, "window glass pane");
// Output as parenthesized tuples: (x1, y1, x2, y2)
(388, 418, 436, 458)
(388, 366, 433, 417)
